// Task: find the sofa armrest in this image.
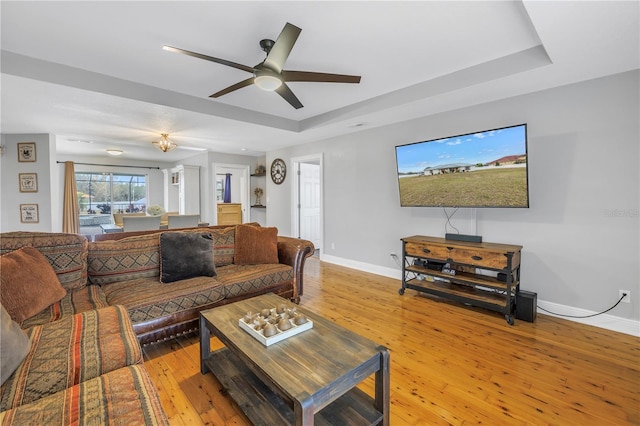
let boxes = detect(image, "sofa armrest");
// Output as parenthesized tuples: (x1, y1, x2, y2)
(277, 236, 315, 301)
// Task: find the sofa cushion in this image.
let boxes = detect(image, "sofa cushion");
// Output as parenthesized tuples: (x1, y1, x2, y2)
(19, 284, 109, 329)
(0, 365, 168, 425)
(160, 232, 216, 283)
(0, 305, 30, 386)
(87, 233, 160, 285)
(101, 276, 225, 324)
(234, 224, 279, 265)
(0, 232, 88, 291)
(0, 305, 142, 411)
(216, 263, 294, 298)
(0, 247, 67, 323)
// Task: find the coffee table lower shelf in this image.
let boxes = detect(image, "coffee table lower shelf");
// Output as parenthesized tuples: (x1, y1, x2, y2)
(205, 347, 383, 426)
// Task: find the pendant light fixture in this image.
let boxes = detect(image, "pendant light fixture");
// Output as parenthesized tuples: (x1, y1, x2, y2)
(152, 133, 177, 152)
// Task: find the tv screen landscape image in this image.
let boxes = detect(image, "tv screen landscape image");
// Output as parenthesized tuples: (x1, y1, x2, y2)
(395, 124, 529, 208)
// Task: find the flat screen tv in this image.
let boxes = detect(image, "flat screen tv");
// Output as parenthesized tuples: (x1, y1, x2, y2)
(395, 123, 529, 208)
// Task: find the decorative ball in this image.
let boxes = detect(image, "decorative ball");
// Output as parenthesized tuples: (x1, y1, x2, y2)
(278, 318, 292, 331)
(293, 314, 308, 325)
(263, 323, 278, 337)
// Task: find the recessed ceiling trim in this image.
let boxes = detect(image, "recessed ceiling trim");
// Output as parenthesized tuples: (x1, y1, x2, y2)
(299, 45, 552, 132)
(1, 50, 300, 133)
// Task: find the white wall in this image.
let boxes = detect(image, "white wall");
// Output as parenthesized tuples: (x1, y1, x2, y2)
(1, 134, 56, 232)
(266, 70, 640, 329)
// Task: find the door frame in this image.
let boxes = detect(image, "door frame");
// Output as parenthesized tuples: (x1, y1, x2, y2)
(212, 163, 250, 224)
(291, 153, 323, 255)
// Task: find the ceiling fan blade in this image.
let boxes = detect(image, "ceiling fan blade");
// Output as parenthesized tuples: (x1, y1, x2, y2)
(163, 45, 255, 74)
(275, 83, 303, 109)
(263, 23, 302, 73)
(282, 70, 361, 84)
(209, 77, 255, 98)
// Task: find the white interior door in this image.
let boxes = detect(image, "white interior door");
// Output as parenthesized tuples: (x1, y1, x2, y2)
(299, 162, 321, 248)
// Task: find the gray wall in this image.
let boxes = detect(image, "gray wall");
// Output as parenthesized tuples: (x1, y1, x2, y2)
(266, 70, 640, 325)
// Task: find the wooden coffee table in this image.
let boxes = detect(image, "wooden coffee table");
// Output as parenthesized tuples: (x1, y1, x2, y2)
(200, 293, 390, 425)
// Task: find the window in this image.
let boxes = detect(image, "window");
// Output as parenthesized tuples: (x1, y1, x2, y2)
(216, 176, 224, 202)
(76, 172, 147, 215)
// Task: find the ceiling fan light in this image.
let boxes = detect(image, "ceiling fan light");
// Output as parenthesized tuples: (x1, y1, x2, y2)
(153, 133, 177, 152)
(106, 149, 123, 156)
(254, 74, 282, 91)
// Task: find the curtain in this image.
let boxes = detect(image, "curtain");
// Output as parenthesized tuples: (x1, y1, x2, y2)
(62, 161, 80, 233)
(223, 173, 231, 203)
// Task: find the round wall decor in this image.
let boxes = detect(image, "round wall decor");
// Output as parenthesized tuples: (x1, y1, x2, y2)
(270, 158, 286, 184)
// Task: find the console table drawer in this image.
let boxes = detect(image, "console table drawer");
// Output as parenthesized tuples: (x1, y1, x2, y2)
(405, 242, 451, 260)
(446, 247, 509, 269)
(405, 242, 509, 269)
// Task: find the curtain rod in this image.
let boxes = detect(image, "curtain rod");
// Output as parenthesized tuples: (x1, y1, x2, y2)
(57, 161, 160, 170)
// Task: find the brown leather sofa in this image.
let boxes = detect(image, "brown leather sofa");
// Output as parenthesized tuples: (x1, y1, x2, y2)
(90, 223, 314, 344)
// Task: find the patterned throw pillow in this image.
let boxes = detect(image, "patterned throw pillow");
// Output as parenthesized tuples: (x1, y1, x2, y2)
(0, 247, 67, 322)
(209, 226, 236, 267)
(87, 233, 161, 285)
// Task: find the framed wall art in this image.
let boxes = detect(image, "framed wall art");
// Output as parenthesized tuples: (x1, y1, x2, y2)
(20, 204, 39, 223)
(17, 142, 36, 162)
(18, 173, 38, 192)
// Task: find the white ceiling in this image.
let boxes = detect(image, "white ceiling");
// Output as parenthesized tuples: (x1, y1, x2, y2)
(1, 1, 638, 161)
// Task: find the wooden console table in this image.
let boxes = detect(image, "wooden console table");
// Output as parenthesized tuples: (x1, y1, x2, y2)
(399, 236, 522, 325)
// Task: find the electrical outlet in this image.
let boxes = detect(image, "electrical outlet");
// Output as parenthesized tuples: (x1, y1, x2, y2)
(619, 290, 631, 303)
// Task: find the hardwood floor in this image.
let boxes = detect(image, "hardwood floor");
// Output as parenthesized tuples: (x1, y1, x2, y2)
(142, 257, 640, 425)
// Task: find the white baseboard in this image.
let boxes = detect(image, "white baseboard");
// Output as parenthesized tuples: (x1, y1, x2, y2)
(321, 254, 402, 280)
(536, 300, 639, 337)
(319, 254, 640, 337)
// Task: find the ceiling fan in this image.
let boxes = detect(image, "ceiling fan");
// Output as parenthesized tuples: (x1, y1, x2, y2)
(163, 22, 361, 109)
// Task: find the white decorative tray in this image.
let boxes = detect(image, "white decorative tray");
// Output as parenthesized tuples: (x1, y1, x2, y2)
(238, 308, 313, 346)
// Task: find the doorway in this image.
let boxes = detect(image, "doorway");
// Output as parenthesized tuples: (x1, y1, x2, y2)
(212, 163, 250, 224)
(291, 154, 322, 254)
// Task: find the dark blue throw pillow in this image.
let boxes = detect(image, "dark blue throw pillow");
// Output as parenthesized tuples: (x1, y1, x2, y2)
(160, 232, 216, 283)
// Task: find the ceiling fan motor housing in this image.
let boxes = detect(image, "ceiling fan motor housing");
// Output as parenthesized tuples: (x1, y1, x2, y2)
(260, 39, 275, 53)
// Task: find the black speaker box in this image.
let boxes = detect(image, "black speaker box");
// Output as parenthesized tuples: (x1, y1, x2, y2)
(445, 233, 482, 243)
(516, 290, 537, 322)
(497, 272, 509, 282)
